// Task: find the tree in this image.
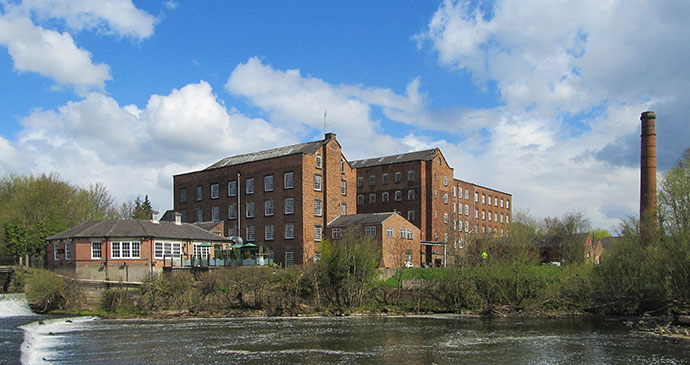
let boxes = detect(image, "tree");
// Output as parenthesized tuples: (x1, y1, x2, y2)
(543, 210, 591, 265)
(131, 195, 154, 220)
(658, 148, 690, 238)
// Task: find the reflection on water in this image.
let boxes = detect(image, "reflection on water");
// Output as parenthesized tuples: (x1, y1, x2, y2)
(12, 315, 690, 364)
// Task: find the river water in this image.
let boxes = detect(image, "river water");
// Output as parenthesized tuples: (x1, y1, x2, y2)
(2, 294, 689, 364)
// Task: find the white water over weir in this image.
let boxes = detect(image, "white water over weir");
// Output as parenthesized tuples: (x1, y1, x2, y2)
(0, 293, 36, 317)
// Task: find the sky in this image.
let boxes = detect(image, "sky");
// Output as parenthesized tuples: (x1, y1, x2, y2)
(1, 0, 689, 231)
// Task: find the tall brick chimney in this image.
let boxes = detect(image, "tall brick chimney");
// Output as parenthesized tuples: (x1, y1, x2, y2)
(640, 111, 657, 229)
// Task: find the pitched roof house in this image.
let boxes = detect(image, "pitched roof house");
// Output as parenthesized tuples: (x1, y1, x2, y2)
(45, 216, 231, 282)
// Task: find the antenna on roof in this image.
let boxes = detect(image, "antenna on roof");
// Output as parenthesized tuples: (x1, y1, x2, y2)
(323, 110, 328, 135)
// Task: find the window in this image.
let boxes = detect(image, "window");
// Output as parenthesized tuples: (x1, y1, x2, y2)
(465, 190, 469, 200)
(211, 183, 219, 199)
(284, 172, 294, 189)
(444, 213, 448, 224)
(457, 187, 462, 198)
(332, 228, 342, 239)
(228, 180, 237, 197)
(341, 203, 347, 216)
(386, 227, 393, 237)
(111, 241, 140, 258)
(482, 194, 486, 204)
(195, 185, 203, 201)
(494, 197, 498, 206)
(506, 200, 510, 209)
(91, 242, 102, 259)
(394, 172, 401, 183)
(179, 188, 187, 204)
(369, 193, 376, 204)
(400, 228, 406, 239)
(315, 226, 323, 241)
(341, 159, 345, 173)
(408, 189, 415, 200)
(501, 214, 504, 223)
(495, 213, 499, 222)
(246, 178, 254, 194)
(154, 242, 182, 259)
(65, 241, 71, 260)
(341, 179, 347, 195)
(357, 194, 364, 205)
(285, 223, 294, 239)
(195, 208, 203, 222)
(501, 199, 504, 208)
(365, 226, 376, 237)
(408, 210, 415, 222)
(465, 221, 469, 232)
(246, 225, 255, 241)
(228, 203, 237, 219)
(395, 190, 402, 201)
(474, 192, 479, 203)
(285, 249, 295, 267)
(246, 202, 255, 218)
(444, 193, 448, 204)
(314, 199, 322, 216)
(405, 250, 412, 264)
(444, 176, 448, 186)
(458, 220, 462, 231)
(482, 226, 486, 233)
(506, 215, 510, 224)
(316, 154, 322, 169)
(314, 174, 322, 191)
(444, 233, 449, 243)
(482, 210, 486, 220)
(434, 211, 438, 219)
(264, 175, 274, 192)
(382, 192, 389, 202)
(357, 177, 363, 187)
(408, 170, 415, 181)
(454, 204, 456, 213)
(465, 204, 469, 216)
(212, 206, 220, 221)
(382, 173, 389, 184)
(193, 243, 210, 259)
(488, 212, 492, 221)
(453, 185, 457, 197)
(408, 228, 414, 239)
(265, 225, 274, 240)
(434, 190, 438, 198)
(369, 175, 376, 186)
(180, 210, 187, 222)
(475, 209, 479, 219)
(228, 226, 237, 236)
(285, 198, 294, 214)
(265, 200, 274, 216)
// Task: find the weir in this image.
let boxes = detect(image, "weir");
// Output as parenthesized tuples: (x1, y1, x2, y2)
(0, 293, 35, 318)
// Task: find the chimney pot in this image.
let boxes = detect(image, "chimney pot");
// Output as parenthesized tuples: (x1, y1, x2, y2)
(150, 210, 159, 223)
(173, 212, 182, 225)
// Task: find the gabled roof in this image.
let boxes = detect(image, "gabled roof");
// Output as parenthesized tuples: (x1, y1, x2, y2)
(350, 149, 438, 168)
(327, 212, 402, 228)
(203, 139, 326, 171)
(599, 236, 621, 250)
(46, 219, 231, 242)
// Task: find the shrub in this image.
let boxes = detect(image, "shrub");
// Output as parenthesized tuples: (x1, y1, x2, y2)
(24, 269, 81, 312)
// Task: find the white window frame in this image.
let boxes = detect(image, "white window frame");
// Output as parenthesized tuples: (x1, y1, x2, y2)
(395, 191, 402, 201)
(382, 173, 389, 185)
(246, 178, 255, 194)
(212, 206, 220, 221)
(284, 172, 294, 189)
(228, 180, 237, 197)
(246, 202, 255, 218)
(369, 193, 376, 204)
(407, 210, 415, 222)
(316, 154, 323, 169)
(64, 241, 71, 260)
(265, 224, 275, 241)
(332, 228, 342, 239)
(357, 177, 363, 188)
(91, 241, 102, 259)
(246, 225, 255, 242)
(394, 172, 401, 183)
(285, 223, 295, 239)
(211, 183, 219, 199)
(357, 194, 364, 205)
(193, 243, 211, 259)
(369, 175, 376, 186)
(264, 175, 274, 192)
(195, 208, 203, 222)
(314, 225, 323, 241)
(314, 174, 322, 191)
(228, 203, 237, 219)
(195, 185, 203, 201)
(111, 240, 141, 259)
(341, 179, 347, 195)
(365, 226, 376, 237)
(314, 199, 322, 217)
(408, 170, 415, 181)
(285, 197, 294, 215)
(265, 200, 274, 216)
(386, 227, 394, 237)
(341, 203, 347, 216)
(179, 187, 187, 204)
(382, 192, 389, 202)
(408, 189, 415, 200)
(155, 241, 182, 259)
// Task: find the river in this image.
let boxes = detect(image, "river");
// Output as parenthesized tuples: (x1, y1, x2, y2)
(2, 294, 689, 364)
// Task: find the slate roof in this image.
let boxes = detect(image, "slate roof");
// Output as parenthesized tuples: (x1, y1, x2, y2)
(327, 212, 400, 228)
(350, 149, 438, 168)
(46, 219, 231, 242)
(203, 139, 326, 170)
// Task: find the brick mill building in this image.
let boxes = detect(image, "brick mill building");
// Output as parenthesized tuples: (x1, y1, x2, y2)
(350, 149, 512, 251)
(173, 133, 356, 267)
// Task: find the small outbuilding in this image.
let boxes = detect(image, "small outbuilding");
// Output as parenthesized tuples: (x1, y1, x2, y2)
(326, 212, 421, 268)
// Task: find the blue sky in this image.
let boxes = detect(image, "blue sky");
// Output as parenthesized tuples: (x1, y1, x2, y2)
(1, 0, 689, 231)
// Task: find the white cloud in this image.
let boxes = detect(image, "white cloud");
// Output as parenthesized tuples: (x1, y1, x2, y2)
(0, 15, 111, 92)
(4, 81, 290, 212)
(9, 0, 156, 39)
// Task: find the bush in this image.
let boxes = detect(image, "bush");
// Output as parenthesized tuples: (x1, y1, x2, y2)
(24, 269, 81, 312)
